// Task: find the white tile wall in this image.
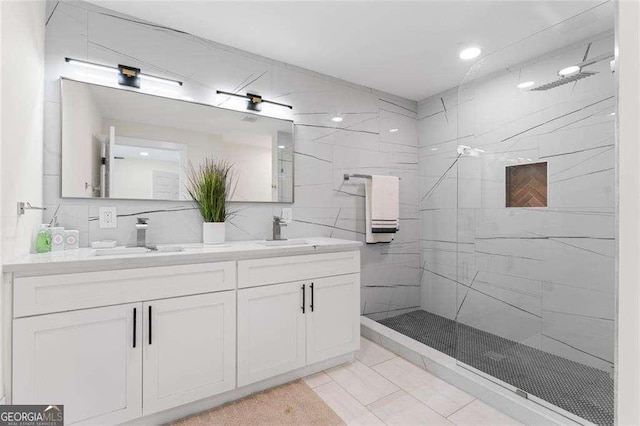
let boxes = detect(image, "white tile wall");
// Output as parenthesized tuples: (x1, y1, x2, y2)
(417, 32, 615, 371)
(43, 1, 419, 319)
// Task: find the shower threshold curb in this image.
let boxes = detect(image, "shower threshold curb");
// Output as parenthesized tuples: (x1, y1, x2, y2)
(361, 316, 593, 426)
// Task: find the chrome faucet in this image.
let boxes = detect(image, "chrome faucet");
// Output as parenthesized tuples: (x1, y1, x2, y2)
(136, 217, 149, 248)
(271, 216, 288, 241)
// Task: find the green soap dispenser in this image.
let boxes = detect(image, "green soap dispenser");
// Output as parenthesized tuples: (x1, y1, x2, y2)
(35, 224, 51, 253)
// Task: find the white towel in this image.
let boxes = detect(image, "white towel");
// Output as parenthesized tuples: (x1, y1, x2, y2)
(365, 175, 399, 243)
(371, 175, 400, 222)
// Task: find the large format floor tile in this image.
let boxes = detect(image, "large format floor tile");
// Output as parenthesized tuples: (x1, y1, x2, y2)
(326, 360, 400, 405)
(373, 357, 474, 417)
(304, 371, 333, 389)
(307, 338, 520, 426)
(355, 337, 397, 367)
(367, 390, 453, 426)
(314, 381, 385, 426)
(447, 399, 523, 426)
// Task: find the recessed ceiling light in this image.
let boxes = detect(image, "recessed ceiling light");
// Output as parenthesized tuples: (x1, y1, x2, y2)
(609, 112, 616, 116)
(389, 128, 399, 133)
(278, 145, 286, 149)
(517, 81, 535, 89)
(431, 148, 438, 151)
(331, 116, 343, 122)
(140, 152, 149, 156)
(459, 47, 482, 60)
(558, 65, 580, 77)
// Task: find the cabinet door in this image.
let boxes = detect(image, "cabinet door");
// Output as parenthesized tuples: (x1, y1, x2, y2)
(307, 273, 360, 364)
(237, 282, 306, 386)
(13, 303, 142, 425)
(142, 291, 235, 415)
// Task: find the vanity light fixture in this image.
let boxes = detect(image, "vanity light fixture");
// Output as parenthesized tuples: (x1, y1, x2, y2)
(389, 128, 399, 133)
(459, 47, 482, 60)
(332, 116, 344, 122)
(216, 90, 293, 112)
(65, 57, 118, 74)
(65, 57, 183, 88)
(139, 73, 181, 87)
(517, 81, 535, 89)
(558, 65, 581, 77)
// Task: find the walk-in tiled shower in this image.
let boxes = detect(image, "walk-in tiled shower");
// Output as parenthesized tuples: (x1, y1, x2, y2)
(377, 3, 616, 424)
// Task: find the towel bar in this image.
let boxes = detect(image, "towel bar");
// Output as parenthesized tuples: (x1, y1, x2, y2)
(343, 174, 401, 181)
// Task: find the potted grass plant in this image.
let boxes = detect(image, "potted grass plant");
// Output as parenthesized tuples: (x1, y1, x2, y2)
(186, 157, 236, 244)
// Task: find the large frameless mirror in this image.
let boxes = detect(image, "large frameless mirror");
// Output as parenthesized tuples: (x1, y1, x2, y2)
(60, 78, 294, 203)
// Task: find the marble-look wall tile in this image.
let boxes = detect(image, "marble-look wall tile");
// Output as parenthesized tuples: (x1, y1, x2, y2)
(417, 32, 615, 372)
(43, 1, 419, 319)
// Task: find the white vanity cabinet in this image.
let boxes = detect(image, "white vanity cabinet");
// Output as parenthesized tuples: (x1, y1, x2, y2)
(142, 291, 236, 416)
(237, 251, 360, 387)
(13, 303, 143, 425)
(306, 273, 361, 364)
(5, 239, 362, 425)
(237, 281, 307, 386)
(11, 262, 237, 425)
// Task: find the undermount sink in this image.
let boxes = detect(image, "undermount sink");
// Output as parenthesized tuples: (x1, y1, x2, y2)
(92, 246, 184, 256)
(259, 239, 308, 247)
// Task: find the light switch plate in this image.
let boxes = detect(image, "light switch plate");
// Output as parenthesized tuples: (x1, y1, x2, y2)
(281, 207, 293, 223)
(99, 207, 117, 229)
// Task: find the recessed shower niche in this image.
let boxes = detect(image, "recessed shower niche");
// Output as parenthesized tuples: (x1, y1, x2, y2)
(505, 162, 548, 208)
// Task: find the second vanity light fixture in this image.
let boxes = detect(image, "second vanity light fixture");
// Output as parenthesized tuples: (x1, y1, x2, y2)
(216, 90, 293, 112)
(65, 57, 183, 88)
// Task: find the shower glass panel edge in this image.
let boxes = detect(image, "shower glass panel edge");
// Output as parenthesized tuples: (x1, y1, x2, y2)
(455, 3, 616, 425)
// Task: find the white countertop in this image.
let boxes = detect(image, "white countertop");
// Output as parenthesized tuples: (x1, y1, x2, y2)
(3, 237, 362, 276)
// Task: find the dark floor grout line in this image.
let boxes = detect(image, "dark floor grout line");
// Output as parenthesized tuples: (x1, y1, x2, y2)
(446, 398, 476, 419)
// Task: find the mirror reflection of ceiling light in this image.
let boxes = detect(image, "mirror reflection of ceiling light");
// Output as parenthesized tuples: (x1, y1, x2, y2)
(517, 81, 535, 89)
(140, 152, 149, 156)
(332, 116, 344, 122)
(278, 145, 286, 149)
(389, 128, 399, 133)
(558, 65, 581, 77)
(459, 47, 482, 60)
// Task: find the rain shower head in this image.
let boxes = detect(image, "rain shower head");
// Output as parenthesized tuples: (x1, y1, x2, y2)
(529, 71, 598, 91)
(527, 42, 611, 92)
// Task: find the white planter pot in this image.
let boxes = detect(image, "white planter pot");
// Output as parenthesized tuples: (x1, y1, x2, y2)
(203, 222, 226, 245)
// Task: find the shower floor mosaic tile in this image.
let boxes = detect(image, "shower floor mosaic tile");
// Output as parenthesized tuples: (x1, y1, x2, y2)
(379, 310, 613, 425)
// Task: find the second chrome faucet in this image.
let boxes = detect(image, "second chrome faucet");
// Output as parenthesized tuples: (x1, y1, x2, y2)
(271, 216, 287, 241)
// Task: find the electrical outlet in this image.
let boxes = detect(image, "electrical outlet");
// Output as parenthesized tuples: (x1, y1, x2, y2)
(281, 207, 293, 224)
(99, 207, 117, 229)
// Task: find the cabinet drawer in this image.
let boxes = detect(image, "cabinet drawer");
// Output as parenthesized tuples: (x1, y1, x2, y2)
(237, 251, 360, 288)
(14, 262, 236, 317)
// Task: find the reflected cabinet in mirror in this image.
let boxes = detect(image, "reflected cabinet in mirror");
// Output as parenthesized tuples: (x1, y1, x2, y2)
(60, 79, 294, 203)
